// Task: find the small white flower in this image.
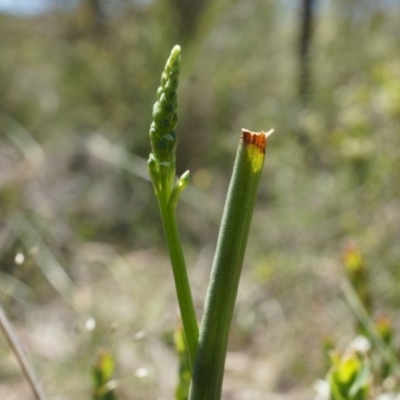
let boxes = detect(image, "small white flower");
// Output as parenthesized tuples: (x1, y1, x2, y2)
(313, 379, 330, 400)
(346, 335, 371, 355)
(15, 252, 25, 265)
(377, 394, 394, 400)
(85, 317, 96, 331)
(106, 380, 117, 390)
(135, 367, 149, 378)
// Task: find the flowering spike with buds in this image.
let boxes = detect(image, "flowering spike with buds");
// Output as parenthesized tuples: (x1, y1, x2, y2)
(147, 46, 198, 370)
(149, 45, 181, 196)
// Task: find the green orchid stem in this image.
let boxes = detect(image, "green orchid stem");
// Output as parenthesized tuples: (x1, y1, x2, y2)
(157, 187, 199, 371)
(189, 129, 271, 400)
(148, 45, 199, 371)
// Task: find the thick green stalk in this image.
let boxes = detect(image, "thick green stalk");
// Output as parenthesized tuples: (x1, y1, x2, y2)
(189, 129, 271, 400)
(148, 45, 198, 370)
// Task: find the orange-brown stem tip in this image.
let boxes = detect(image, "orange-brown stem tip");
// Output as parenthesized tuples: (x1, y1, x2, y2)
(241, 128, 273, 154)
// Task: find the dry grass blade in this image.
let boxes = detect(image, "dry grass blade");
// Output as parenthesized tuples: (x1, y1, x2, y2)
(11, 213, 76, 305)
(0, 302, 47, 400)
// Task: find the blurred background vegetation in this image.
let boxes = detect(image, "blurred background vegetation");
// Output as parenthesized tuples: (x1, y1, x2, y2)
(0, 0, 399, 399)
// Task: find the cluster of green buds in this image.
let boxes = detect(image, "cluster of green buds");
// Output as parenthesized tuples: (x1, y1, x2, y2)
(148, 45, 188, 202)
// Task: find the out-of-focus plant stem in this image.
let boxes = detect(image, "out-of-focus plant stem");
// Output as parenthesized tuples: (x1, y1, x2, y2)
(341, 279, 400, 379)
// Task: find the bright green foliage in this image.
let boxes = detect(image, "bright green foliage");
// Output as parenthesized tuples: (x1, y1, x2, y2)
(174, 325, 191, 400)
(92, 350, 118, 400)
(328, 352, 370, 400)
